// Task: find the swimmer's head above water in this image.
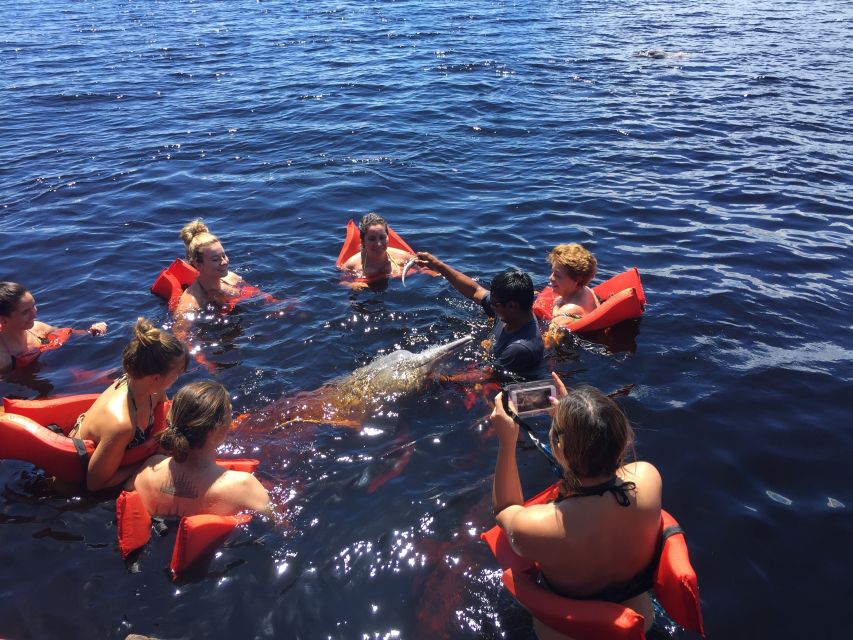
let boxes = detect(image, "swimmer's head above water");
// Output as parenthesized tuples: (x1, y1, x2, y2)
(180, 218, 230, 280)
(122, 317, 189, 386)
(548, 243, 597, 288)
(549, 385, 634, 488)
(0, 282, 35, 330)
(159, 380, 231, 462)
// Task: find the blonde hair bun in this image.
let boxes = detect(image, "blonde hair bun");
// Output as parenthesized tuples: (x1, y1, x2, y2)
(179, 219, 220, 265)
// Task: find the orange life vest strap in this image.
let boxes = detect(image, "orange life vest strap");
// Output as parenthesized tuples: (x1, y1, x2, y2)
(532, 268, 645, 333)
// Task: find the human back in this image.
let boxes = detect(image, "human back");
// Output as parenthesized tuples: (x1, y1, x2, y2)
(491, 382, 662, 638)
(524, 461, 662, 640)
(127, 380, 269, 518)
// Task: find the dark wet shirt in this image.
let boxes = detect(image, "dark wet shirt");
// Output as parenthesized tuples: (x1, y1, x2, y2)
(481, 293, 545, 378)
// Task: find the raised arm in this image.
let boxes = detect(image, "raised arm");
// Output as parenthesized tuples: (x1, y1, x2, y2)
(414, 252, 488, 302)
(491, 392, 524, 520)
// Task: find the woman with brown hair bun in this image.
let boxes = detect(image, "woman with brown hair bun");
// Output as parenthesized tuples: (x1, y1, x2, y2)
(490, 373, 662, 639)
(70, 318, 188, 491)
(174, 219, 246, 317)
(127, 380, 269, 517)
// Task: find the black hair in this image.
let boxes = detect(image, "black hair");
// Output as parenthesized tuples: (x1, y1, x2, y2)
(490, 270, 535, 311)
(0, 282, 28, 317)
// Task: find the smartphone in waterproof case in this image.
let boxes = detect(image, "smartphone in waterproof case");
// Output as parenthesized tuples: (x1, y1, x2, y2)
(505, 380, 557, 417)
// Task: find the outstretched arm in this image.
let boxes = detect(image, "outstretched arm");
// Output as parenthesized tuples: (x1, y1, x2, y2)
(414, 252, 488, 302)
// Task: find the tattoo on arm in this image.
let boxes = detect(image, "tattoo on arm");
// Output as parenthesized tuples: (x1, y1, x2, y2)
(159, 471, 199, 499)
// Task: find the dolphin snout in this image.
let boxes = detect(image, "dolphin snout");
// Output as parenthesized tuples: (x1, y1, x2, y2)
(419, 334, 474, 369)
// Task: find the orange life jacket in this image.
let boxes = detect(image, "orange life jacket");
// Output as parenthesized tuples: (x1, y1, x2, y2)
(116, 458, 260, 580)
(481, 482, 704, 640)
(533, 268, 646, 333)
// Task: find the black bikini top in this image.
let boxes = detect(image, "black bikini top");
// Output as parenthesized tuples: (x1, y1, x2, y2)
(555, 476, 637, 507)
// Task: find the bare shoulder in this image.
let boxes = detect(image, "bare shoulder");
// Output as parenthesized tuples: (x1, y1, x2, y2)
(502, 503, 561, 549)
(620, 461, 662, 509)
(387, 247, 414, 264)
(217, 470, 269, 512)
(224, 271, 243, 286)
(341, 253, 361, 271)
(86, 388, 133, 439)
(620, 460, 661, 484)
(32, 320, 57, 334)
(126, 454, 169, 490)
(141, 454, 170, 470)
(175, 286, 201, 315)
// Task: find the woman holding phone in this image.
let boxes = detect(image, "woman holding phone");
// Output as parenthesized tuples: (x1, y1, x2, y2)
(490, 373, 662, 639)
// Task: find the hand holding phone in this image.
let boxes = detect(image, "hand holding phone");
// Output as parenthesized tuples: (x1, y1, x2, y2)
(505, 380, 558, 417)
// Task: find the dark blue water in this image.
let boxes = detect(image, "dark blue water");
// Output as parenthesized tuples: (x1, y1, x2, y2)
(2, 1, 852, 638)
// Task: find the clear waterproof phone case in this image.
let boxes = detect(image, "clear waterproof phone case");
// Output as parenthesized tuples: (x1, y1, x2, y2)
(505, 380, 556, 416)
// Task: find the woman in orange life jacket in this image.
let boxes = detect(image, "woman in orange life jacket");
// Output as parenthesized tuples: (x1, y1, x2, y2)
(490, 372, 662, 639)
(339, 212, 416, 283)
(127, 380, 269, 518)
(69, 318, 189, 491)
(173, 219, 246, 320)
(0, 281, 107, 375)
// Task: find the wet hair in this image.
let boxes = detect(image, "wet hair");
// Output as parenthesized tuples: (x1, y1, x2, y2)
(358, 212, 388, 240)
(122, 318, 189, 379)
(159, 381, 231, 463)
(548, 243, 597, 287)
(180, 219, 221, 266)
(550, 385, 634, 491)
(490, 270, 535, 311)
(0, 282, 28, 317)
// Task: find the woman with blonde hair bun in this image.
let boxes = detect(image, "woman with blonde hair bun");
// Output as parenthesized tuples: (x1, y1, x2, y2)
(69, 318, 188, 490)
(174, 219, 246, 318)
(127, 380, 269, 517)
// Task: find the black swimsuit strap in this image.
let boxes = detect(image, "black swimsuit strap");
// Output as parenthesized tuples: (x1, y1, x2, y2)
(119, 376, 156, 446)
(556, 477, 637, 507)
(27, 329, 50, 346)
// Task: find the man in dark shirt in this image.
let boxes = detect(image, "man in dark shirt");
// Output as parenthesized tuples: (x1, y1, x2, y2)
(415, 253, 544, 377)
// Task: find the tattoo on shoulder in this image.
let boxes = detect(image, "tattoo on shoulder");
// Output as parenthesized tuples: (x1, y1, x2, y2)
(159, 471, 199, 499)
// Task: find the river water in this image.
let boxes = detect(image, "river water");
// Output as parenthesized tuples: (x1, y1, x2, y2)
(1, 1, 851, 638)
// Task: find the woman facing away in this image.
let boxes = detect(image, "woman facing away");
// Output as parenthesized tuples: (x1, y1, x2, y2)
(173, 219, 246, 318)
(490, 373, 662, 639)
(127, 380, 270, 517)
(340, 212, 415, 281)
(547, 243, 599, 328)
(0, 281, 107, 375)
(69, 318, 189, 491)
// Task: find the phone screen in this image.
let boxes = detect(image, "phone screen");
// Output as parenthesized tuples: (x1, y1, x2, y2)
(506, 381, 557, 416)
